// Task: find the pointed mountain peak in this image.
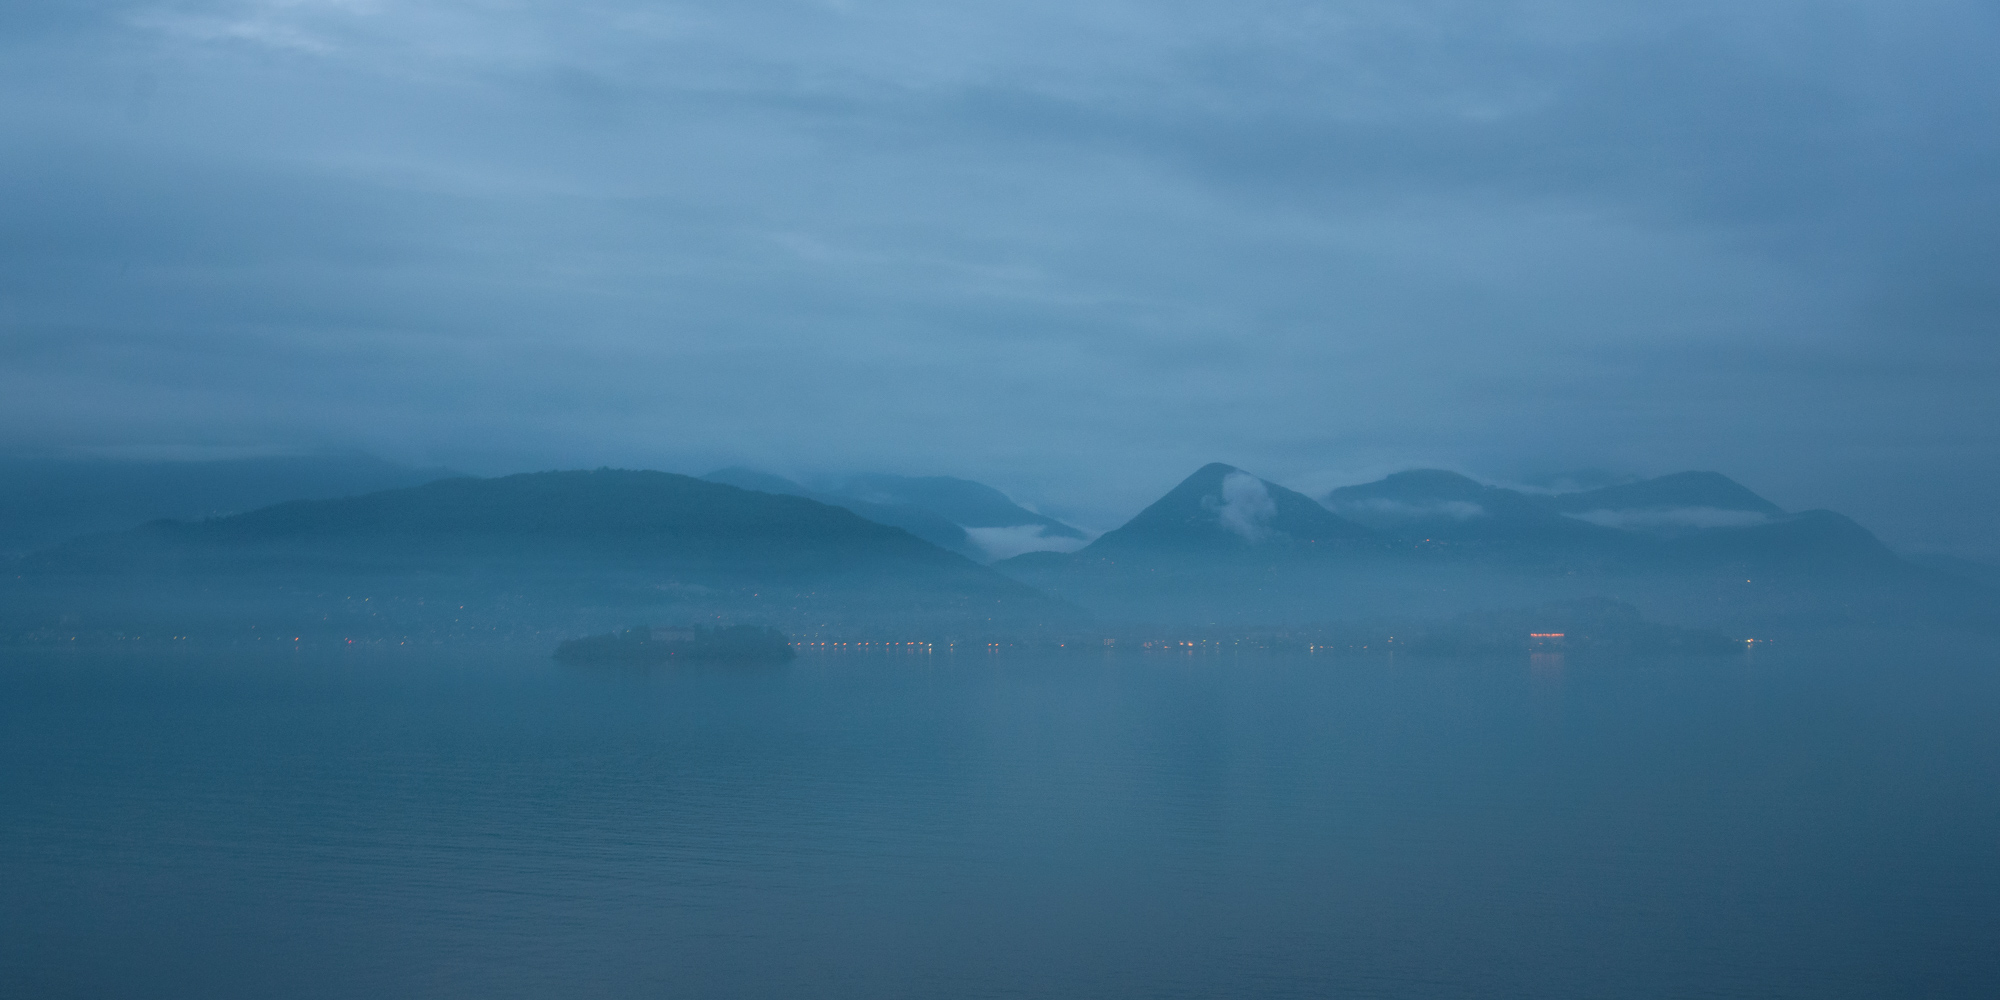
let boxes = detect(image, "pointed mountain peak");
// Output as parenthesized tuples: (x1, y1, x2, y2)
(1087, 463, 1372, 554)
(1158, 461, 1245, 496)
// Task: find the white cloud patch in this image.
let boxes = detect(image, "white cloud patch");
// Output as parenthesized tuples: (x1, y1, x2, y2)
(965, 524, 1090, 561)
(129, 0, 382, 54)
(1333, 498, 1487, 521)
(1569, 507, 1773, 531)
(1204, 471, 1277, 543)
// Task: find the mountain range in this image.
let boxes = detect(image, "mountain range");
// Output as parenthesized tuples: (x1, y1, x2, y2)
(0, 452, 458, 558)
(2, 456, 1990, 643)
(9, 470, 1072, 642)
(701, 468, 1086, 562)
(997, 463, 1970, 632)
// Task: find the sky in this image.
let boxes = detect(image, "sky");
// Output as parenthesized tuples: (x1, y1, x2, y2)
(2, 1, 1997, 553)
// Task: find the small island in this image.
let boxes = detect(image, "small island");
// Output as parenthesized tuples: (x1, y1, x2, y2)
(553, 625, 796, 665)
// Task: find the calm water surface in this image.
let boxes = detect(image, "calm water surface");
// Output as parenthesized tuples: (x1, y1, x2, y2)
(3, 640, 1997, 998)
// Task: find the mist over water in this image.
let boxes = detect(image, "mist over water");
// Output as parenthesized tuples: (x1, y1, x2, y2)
(5, 640, 1997, 999)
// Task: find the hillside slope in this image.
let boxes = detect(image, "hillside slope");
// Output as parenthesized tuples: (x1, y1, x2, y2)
(0, 452, 458, 558)
(1000, 464, 1984, 633)
(9, 470, 1073, 642)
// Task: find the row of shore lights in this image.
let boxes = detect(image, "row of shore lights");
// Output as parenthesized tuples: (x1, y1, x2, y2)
(799, 641, 933, 646)
(796, 641, 1231, 649)
(793, 642, 1017, 649)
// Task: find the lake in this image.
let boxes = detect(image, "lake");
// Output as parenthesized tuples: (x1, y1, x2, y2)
(4, 639, 1997, 998)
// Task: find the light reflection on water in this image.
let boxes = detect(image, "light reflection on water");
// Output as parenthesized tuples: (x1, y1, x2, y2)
(1529, 650, 1566, 677)
(2, 640, 1997, 999)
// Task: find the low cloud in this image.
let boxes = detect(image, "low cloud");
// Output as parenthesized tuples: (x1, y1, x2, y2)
(965, 524, 1090, 561)
(1331, 498, 1487, 521)
(1568, 507, 1772, 531)
(1205, 471, 1277, 543)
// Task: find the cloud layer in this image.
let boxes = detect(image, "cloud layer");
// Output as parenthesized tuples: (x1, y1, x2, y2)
(3, 1, 1997, 554)
(964, 525, 1090, 562)
(1568, 507, 1774, 532)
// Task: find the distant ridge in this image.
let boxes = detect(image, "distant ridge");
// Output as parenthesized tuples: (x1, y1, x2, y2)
(1656, 508, 1903, 572)
(30, 469, 976, 573)
(9, 469, 1075, 641)
(1544, 471, 1783, 516)
(1319, 469, 1897, 571)
(703, 468, 1087, 561)
(998, 462, 1978, 633)
(1322, 469, 1618, 548)
(8, 459, 1985, 643)
(702, 467, 977, 558)
(835, 474, 1085, 539)
(0, 451, 460, 558)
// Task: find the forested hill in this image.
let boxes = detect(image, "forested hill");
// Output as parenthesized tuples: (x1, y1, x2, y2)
(996, 462, 1986, 634)
(31, 470, 969, 571)
(10, 469, 1073, 642)
(0, 452, 457, 558)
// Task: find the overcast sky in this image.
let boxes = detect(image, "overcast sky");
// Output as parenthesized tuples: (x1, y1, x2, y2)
(3, 1, 1997, 552)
